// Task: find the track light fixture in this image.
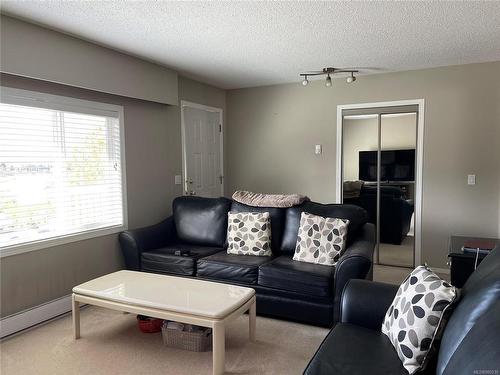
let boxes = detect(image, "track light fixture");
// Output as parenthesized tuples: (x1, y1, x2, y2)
(299, 67, 358, 87)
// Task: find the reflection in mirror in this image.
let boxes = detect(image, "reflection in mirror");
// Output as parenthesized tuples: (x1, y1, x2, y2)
(342, 112, 417, 268)
(342, 114, 379, 252)
(378, 113, 416, 267)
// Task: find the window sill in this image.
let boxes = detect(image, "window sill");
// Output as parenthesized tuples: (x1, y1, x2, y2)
(0, 225, 127, 258)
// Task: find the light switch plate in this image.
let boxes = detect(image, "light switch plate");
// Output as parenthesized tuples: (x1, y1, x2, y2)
(315, 144, 322, 155)
(174, 175, 182, 185)
(467, 174, 476, 185)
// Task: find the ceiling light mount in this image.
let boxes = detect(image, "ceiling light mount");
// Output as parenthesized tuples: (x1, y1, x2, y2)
(299, 67, 358, 87)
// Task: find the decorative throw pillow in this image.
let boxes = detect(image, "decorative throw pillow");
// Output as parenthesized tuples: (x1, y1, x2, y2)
(227, 212, 272, 256)
(292, 212, 349, 266)
(381, 266, 458, 374)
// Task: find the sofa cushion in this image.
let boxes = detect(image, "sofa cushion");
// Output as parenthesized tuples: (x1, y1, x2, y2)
(141, 244, 223, 276)
(304, 323, 406, 375)
(362, 185, 403, 198)
(173, 196, 231, 247)
(197, 251, 274, 284)
(258, 255, 335, 297)
(280, 201, 368, 254)
(230, 201, 286, 254)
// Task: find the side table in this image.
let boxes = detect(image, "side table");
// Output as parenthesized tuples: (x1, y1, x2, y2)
(448, 235, 500, 288)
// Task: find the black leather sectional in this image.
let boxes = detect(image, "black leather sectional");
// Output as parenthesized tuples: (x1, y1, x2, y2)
(119, 196, 375, 327)
(304, 243, 500, 375)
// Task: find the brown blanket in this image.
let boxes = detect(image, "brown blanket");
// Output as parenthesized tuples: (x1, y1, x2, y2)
(232, 190, 310, 208)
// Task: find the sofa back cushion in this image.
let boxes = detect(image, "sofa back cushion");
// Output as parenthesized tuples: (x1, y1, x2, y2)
(436, 246, 500, 375)
(281, 201, 369, 254)
(362, 185, 403, 198)
(173, 196, 231, 247)
(229, 201, 287, 254)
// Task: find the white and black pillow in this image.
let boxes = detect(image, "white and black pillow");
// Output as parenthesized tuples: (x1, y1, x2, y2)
(292, 212, 349, 266)
(227, 212, 272, 256)
(381, 266, 458, 374)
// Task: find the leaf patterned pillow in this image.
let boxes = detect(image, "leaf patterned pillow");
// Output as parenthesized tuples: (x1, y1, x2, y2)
(227, 212, 272, 256)
(381, 266, 458, 374)
(293, 212, 349, 266)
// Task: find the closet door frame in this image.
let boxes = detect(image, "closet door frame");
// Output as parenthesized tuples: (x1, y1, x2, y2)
(336, 99, 425, 267)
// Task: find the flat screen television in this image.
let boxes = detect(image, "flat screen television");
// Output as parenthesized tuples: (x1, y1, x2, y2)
(359, 149, 415, 182)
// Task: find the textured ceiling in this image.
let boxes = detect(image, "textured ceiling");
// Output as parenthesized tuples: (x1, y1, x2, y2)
(2, 1, 500, 89)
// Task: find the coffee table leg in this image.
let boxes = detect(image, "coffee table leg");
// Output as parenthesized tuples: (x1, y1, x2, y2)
(72, 294, 80, 340)
(213, 321, 225, 375)
(249, 298, 256, 342)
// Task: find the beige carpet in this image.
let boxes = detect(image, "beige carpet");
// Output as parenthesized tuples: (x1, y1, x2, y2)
(374, 264, 450, 285)
(0, 306, 328, 375)
(378, 235, 414, 268)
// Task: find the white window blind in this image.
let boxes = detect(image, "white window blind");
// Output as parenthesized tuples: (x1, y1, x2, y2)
(0, 88, 126, 254)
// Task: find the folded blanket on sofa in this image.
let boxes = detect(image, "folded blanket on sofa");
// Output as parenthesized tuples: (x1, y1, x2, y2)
(232, 190, 310, 208)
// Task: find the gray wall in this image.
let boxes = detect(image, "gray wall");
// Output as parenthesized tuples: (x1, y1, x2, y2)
(226, 61, 500, 268)
(0, 73, 225, 318)
(0, 15, 178, 105)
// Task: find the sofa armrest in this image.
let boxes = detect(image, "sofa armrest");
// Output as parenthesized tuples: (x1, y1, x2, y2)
(332, 223, 375, 323)
(340, 279, 399, 331)
(119, 216, 176, 270)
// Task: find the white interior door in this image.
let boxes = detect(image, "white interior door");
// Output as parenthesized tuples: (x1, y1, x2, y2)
(182, 103, 223, 197)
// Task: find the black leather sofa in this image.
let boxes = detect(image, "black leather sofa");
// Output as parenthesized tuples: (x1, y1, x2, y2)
(345, 185, 414, 245)
(304, 245, 500, 374)
(119, 196, 375, 327)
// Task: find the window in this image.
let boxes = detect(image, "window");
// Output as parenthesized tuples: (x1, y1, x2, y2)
(0, 87, 126, 256)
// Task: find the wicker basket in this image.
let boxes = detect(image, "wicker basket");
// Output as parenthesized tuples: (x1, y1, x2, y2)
(162, 325, 212, 352)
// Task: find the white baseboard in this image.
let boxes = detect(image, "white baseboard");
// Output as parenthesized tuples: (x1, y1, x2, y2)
(0, 294, 72, 339)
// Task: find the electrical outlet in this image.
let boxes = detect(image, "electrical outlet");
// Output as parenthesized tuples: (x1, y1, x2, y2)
(467, 174, 476, 185)
(315, 144, 322, 155)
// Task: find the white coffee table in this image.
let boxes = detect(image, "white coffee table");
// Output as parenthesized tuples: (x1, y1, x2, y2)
(72, 270, 256, 375)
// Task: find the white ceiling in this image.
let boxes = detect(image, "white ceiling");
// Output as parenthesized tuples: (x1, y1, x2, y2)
(2, 1, 500, 90)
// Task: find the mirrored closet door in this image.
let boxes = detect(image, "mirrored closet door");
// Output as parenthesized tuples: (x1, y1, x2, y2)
(341, 105, 418, 268)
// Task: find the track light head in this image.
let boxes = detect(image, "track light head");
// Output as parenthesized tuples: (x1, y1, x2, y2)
(346, 72, 356, 83)
(325, 74, 332, 87)
(301, 76, 309, 86)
